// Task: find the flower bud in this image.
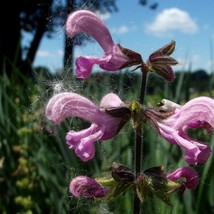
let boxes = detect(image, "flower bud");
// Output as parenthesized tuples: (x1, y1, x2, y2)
(69, 176, 109, 198)
(147, 40, 178, 81)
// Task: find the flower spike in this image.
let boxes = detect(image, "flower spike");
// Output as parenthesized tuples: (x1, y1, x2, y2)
(45, 92, 130, 161)
(65, 10, 142, 78)
(146, 96, 214, 165)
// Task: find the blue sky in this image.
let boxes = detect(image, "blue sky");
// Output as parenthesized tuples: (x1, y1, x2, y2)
(33, 0, 214, 73)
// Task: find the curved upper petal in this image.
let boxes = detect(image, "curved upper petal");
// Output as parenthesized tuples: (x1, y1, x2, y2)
(65, 10, 114, 53)
(173, 97, 214, 130)
(45, 92, 102, 125)
(45, 92, 71, 119)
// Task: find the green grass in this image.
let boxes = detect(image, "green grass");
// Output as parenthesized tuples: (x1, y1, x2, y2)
(0, 68, 214, 213)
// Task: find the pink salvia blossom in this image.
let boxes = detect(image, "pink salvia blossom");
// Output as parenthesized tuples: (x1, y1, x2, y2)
(166, 167, 199, 190)
(69, 176, 108, 198)
(146, 96, 214, 165)
(65, 10, 142, 78)
(45, 92, 129, 161)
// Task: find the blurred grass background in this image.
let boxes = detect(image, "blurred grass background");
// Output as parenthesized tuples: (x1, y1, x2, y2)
(0, 67, 214, 214)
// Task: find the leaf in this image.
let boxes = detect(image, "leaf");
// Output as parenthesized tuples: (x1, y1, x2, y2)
(105, 107, 131, 118)
(111, 162, 135, 184)
(113, 183, 133, 197)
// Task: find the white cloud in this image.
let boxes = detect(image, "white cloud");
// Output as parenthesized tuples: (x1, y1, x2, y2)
(36, 50, 50, 57)
(146, 8, 198, 36)
(111, 25, 130, 34)
(95, 11, 111, 20)
(205, 60, 214, 72)
(117, 25, 129, 34)
(191, 54, 200, 63)
(36, 49, 64, 58)
(56, 49, 64, 56)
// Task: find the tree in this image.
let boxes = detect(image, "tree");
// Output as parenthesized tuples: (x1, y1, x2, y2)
(0, 0, 119, 77)
(0, 0, 55, 76)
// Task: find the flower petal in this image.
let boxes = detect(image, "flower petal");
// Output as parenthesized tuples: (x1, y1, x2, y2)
(75, 56, 99, 78)
(66, 124, 99, 150)
(166, 167, 199, 190)
(158, 97, 214, 164)
(66, 125, 105, 162)
(66, 10, 114, 52)
(45, 92, 71, 120)
(174, 97, 214, 130)
(100, 93, 123, 109)
(173, 132, 211, 164)
(45, 92, 101, 124)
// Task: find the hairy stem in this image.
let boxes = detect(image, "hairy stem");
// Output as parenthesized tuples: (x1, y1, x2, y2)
(140, 65, 148, 104)
(133, 65, 148, 214)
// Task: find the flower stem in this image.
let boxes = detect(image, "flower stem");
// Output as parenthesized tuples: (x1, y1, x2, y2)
(140, 64, 148, 104)
(133, 65, 148, 214)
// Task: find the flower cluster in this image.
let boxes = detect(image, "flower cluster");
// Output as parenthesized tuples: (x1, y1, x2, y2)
(45, 92, 130, 161)
(69, 164, 199, 205)
(65, 10, 142, 78)
(65, 10, 178, 81)
(145, 96, 214, 165)
(44, 9, 213, 207)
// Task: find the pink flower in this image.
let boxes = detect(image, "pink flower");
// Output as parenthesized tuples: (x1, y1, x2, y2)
(166, 167, 199, 190)
(69, 176, 109, 198)
(146, 97, 214, 165)
(65, 10, 142, 78)
(45, 92, 130, 161)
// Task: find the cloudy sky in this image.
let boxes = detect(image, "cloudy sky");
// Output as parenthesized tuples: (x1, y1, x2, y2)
(33, 0, 214, 73)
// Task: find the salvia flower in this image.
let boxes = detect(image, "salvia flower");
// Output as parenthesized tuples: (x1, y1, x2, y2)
(69, 176, 109, 198)
(45, 92, 130, 161)
(145, 96, 214, 165)
(65, 10, 142, 78)
(166, 167, 199, 191)
(147, 40, 178, 81)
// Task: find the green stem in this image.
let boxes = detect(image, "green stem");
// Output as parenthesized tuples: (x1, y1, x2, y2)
(133, 65, 148, 214)
(140, 64, 148, 104)
(133, 125, 142, 214)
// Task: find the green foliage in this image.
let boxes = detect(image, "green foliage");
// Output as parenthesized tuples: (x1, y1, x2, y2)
(0, 67, 214, 214)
